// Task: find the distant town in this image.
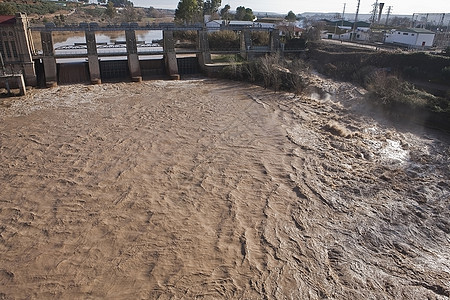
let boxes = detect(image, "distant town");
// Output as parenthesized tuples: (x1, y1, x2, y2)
(0, 0, 448, 51)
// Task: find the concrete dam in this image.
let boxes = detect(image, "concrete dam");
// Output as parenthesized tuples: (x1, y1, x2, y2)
(0, 13, 282, 88)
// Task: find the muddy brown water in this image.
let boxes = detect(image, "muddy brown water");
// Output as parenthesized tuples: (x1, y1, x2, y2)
(0, 78, 449, 299)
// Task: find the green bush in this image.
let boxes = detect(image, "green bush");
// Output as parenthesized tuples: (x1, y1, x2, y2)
(173, 31, 197, 42)
(366, 71, 438, 114)
(1, 0, 68, 15)
(219, 54, 308, 93)
(208, 30, 239, 50)
(251, 31, 269, 46)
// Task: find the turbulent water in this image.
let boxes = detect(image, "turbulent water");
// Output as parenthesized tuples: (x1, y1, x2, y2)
(0, 78, 449, 299)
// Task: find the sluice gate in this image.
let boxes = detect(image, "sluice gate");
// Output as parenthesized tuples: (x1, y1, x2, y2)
(99, 60, 130, 82)
(177, 57, 200, 75)
(140, 59, 166, 79)
(57, 62, 90, 84)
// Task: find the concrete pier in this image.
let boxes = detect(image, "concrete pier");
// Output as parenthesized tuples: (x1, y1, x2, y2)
(240, 30, 252, 60)
(85, 31, 101, 84)
(270, 30, 281, 53)
(163, 31, 179, 79)
(40, 31, 57, 87)
(125, 30, 142, 82)
(197, 30, 211, 72)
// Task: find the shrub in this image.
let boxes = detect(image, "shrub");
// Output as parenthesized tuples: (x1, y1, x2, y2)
(208, 31, 239, 50)
(251, 31, 269, 46)
(366, 71, 433, 113)
(352, 65, 378, 87)
(173, 31, 197, 42)
(219, 54, 310, 93)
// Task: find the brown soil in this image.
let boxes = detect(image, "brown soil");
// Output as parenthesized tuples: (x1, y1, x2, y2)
(0, 78, 449, 299)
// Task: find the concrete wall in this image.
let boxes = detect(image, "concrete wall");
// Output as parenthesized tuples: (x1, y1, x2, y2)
(125, 30, 142, 81)
(0, 13, 36, 86)
(40, 31, 57, 87)
(86, 31, 101, 84)
(163, 30, 179, 78)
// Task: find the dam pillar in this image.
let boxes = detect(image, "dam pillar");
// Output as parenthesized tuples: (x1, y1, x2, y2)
(270, 29, 281, 54)
(239, 30, 251, 60)
(197, 29, 211, 72)
(85, 31, 101, 84)
(125, 30, 142, 82)
(163, 30, 179, 80)
(14, 13, 36, 86)
(40, 31, 57, 87)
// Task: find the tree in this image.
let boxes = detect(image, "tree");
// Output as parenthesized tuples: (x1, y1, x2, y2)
(110, 0, 133, 8)
(305, 22, 324, 41)
(243, 8, 254, 21)
(175, 0, 202, 24)
(203, 0, 221, 15)
(105, 1, 116, 19)
(220, 4, 231, 20)
(122, 3, 140, 22)
(286, 11, 297, 22)
(235, 6, 254, 21)
(235, 6, 246, 20)
(0, 3, 16, 15)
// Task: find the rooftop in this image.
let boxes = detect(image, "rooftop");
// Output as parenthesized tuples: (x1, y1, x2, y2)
(398, 28, 435, 34)
(0, 15, 16, 25)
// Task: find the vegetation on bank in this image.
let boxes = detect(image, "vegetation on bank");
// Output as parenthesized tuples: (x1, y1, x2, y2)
(218, 49, 449, 130)
(301, 42, 450, 126)
(0, 1, 69, 16)
(219, 54, 309, 95)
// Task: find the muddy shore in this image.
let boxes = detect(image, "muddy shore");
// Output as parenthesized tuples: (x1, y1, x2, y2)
(0, 78, 449, 299)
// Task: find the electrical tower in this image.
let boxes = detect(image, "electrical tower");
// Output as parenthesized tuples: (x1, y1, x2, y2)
(370, 0, 378, 25)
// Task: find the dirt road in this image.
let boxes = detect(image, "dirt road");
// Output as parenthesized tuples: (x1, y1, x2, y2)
(0, 78, 449, 299)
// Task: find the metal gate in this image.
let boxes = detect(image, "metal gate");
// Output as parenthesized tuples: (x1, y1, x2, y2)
(57, 62, 90, 84)
(140, 59, 165, 78)
(99, 60, 130, 81)
(177, 57, 200, 75)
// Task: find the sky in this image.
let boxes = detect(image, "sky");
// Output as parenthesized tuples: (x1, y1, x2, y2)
(131, 0, 450, 16)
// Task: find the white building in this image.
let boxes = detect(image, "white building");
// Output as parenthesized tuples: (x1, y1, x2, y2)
(205, 20, 275, 32)
(385, 28, 435, 49)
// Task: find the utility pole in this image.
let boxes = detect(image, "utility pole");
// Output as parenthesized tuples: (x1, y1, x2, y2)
(351, 0, 360, 41)
(438, 13, 445, 30)
(342, 3, 346, 27)
(377, 3, 384, 24)
(385, 6, 392, 25)
(370, 0, 378, 25)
